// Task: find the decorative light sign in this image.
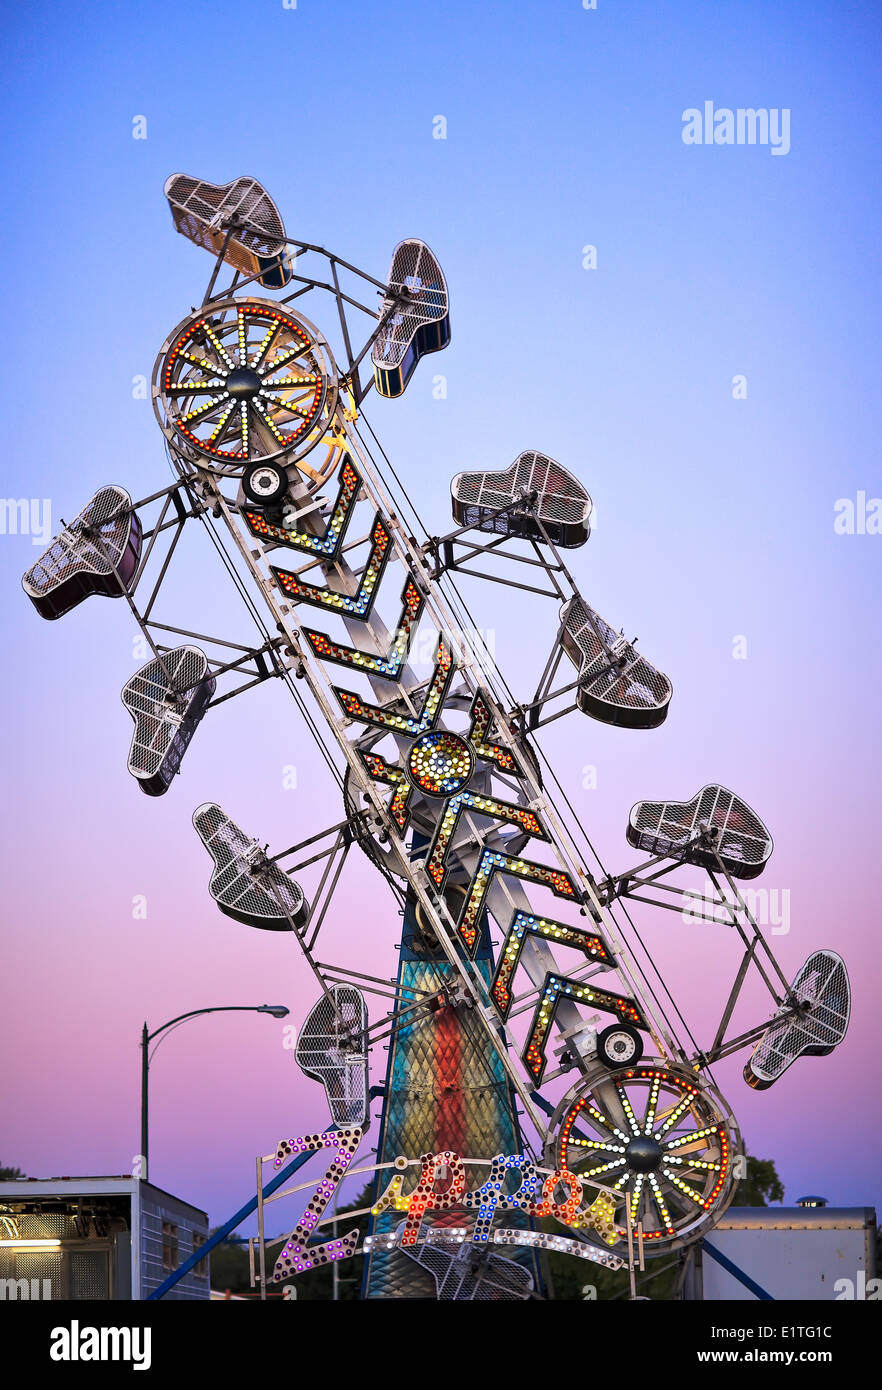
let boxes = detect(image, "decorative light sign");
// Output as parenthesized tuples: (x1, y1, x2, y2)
(268, 1129, 629, 1283)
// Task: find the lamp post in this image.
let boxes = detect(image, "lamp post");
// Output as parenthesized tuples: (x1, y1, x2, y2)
(140, 1004, 289, 1183)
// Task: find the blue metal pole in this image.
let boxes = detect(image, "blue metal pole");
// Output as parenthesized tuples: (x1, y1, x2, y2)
(700, 1237, 774, 1300)
(147, 1136, 335, 1300)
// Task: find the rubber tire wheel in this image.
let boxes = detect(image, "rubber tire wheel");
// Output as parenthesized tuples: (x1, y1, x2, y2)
(596, 1022, 644, 1069)
(243, 462, 289, 506)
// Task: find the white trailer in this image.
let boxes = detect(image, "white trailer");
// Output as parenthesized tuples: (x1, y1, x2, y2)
(690, 1206, 878, 1301)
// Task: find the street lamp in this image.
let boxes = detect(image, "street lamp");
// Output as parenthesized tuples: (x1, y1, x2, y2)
(140, 1005, 289, 1182)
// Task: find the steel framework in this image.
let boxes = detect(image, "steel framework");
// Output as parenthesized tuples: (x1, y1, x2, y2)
(21, 173, 851, 1300)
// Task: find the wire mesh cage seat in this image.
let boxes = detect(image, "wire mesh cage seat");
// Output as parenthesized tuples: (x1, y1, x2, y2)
(22, 486, 142, 621)
(560, 596, 672, 729)
(744, 950, 850, 1090)
(193, 802, 308, 931)
(627, 785, 773, 879)
(400, 1235, 534, 1301)
(372, 239, 450, 398)
(295, 985, 370, 1127)
(164, 173, 292, 288)
(121, 646, 216, 797)
(451, 450, 592, 549)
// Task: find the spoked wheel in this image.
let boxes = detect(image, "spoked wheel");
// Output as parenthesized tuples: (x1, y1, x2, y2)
(596, 1022, 643, 1068)
(153, 298, 339, 485)
(242, 461, 289, 506)
(551, 1062, 740, 1254)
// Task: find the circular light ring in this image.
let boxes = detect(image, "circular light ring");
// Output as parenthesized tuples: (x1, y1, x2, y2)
(152, 298, 339, 478)
(550, 1061, 740, 1256)
(407, 730, 475, 797)
(163, 308, 319, 460)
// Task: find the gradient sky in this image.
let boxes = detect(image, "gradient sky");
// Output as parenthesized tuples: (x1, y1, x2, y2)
(1, 0, 880, 1236)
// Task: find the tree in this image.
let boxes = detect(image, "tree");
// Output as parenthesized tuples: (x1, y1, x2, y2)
(204, 1233, 249, 1295)
(731, 1156, 784, 1207)
(0, 1164, 26, 1181)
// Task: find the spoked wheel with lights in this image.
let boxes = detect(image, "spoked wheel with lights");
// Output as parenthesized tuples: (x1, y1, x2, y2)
(153, 298, 339, 486)
(552, 1062, 740, 1254)
(341, 687, 541, 882)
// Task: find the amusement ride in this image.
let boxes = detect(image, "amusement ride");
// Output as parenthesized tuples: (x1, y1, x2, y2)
(21, 173, 851, 1300)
